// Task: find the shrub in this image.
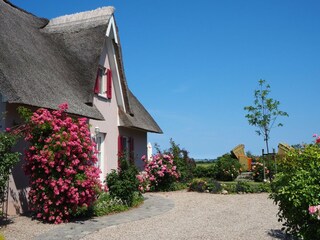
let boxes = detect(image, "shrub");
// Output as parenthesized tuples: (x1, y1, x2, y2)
(0, 132, 20, 209)
(188, 178, 222, 193)
(92, 191, 128, 217)
(220, 181, 270, 194)
(235, 181, 253, 193)
(138, 153, 180, 192)
(193, 164, 216, 178)
(20, 103, 101, 224)
(207, 179, 222, 193)
(251, 156, 276, 182)
(166, 139, 196, 182)
(188, 178, 207, 192)
(270, 144, 320, 239)
(214, 154, 241, 181)
(106, 158, 140, 207)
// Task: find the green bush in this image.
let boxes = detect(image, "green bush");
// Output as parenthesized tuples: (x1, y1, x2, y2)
(188, 178, 208, 192)
(193, 164, 216, 178)
(214, 154, 241, 181)
(235, 181, 253, 193)
(270, 144, 320, 239)
(106, 158, 140, 207)
(251, 157, 276, 182)
(0, 132, 20, 208)
(189, 178, 269, 194)
(207, 179, 222, 193)
(188, 179, 222, 193)
(92, 191, 128, 216)
(221, 181, 270, 194)
(166, 139, 196, 182)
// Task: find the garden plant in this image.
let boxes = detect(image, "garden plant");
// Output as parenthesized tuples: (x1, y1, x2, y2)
(138, 153, 180, 192)
(19, 103, 102, 224)
(270, 139, 320, 239)
(106, 157, 141, 207)
(0, 131, 20, 217)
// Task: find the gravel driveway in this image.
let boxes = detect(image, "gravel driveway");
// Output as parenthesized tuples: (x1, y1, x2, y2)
(3, 191, 287, 240)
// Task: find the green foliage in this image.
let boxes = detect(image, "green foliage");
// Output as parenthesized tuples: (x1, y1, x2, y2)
(188, 178, 208, 193)
(17, 106, 32, 123)
(106, 158, 140, 207)
(168, 182, 188, 191)
(270, 144, 320, 239)
(0, 132, 20, 205)
(214, 154, 241, 181)
(167, 139, 196, 182)
(251, 159, 273, 182)
(207, 179, 222, 193)
(221, 181, 270, 193)
(193, 164, 216, 178)
(235, 181, 253, 193)
(189, 178, 269, 194)
(92, 191, 128, 217)
(244, 79, 288, 153)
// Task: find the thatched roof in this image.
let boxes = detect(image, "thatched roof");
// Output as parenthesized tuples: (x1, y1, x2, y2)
(0, 1, 162, 133)
(119, 91, 163, 133)
(0, 0, 110, 119)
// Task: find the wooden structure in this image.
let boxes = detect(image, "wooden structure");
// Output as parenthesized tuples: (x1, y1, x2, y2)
(232, 144, 252, 171)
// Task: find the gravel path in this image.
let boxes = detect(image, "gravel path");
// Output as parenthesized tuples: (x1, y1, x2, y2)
(82, 191, 285, 240)
(2, 191, 287, 240)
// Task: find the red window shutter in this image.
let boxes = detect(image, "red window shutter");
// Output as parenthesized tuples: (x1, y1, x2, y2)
(107, 69, 112, 99)
(118, 135, 123, 168)
(94, 69, 101, 94)
(129, 137, 134, 164)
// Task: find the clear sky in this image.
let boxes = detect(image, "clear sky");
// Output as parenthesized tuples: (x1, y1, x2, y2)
(9, 0, 320, 159)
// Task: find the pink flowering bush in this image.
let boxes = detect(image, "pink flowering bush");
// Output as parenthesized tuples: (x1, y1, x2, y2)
(270, 139, 320, 238)
(20, 103, 101, 224)
(309, 205, 320, 220)
(138, 153, 180, 192)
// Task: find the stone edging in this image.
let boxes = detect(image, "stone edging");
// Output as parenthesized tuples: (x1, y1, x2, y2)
(34, 193, 174, 240)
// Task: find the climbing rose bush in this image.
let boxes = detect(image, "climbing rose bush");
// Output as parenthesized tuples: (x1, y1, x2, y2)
(309, 205, 320, 220)
(138, 153, 180, 192)
(23, 103, 101, 224)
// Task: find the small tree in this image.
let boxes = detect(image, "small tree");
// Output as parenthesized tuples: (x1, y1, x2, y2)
(244, 79, 288, 153)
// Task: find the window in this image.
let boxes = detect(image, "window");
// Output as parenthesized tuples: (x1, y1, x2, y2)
(94, 66, 112, 99)
(118, 135, 134, 164)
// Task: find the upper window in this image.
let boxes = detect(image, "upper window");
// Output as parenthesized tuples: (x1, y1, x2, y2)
(94, 66, 112, 99)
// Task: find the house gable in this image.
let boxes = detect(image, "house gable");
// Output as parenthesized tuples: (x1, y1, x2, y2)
(0, 1, 114, 119)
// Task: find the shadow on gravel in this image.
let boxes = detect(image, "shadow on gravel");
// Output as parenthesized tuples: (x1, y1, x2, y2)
(268, 229, 297, 240)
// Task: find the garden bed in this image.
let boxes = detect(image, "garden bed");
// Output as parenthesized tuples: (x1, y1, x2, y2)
(188, 178, 270, 194)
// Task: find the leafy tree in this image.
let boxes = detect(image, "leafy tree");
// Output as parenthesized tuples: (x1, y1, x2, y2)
(244, 79, 288, 153)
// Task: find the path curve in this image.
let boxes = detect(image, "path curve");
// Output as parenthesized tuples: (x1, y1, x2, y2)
(34, 193, 174, 240)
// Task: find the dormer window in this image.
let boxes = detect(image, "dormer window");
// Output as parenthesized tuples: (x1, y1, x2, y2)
(94, 66, 112, 99)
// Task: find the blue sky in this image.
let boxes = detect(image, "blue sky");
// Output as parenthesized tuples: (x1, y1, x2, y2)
(10, 0, 320, 159)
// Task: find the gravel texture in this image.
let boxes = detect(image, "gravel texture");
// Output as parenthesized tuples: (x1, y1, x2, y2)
(2, 191, 287, 240)
(81, 191, 285, 240)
